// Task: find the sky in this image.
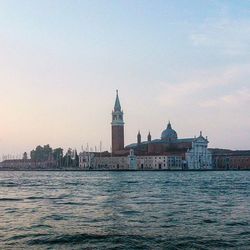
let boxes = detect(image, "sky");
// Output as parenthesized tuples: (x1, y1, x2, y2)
(0, 0, 250, 157)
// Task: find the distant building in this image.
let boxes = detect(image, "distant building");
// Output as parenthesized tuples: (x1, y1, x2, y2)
(125, 118, 212, 169)
(0, 159, 57, 170)
(111, 90, 125, 154)
(210, 149, 250, 170)
(79, 151, 129, 170)
(186, 132, 212, 170)
(135, 154, 183, 170)
(79, 90, 212, 170)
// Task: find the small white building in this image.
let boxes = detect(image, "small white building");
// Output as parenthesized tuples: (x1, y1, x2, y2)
(79, 150, 183, 170)
(135, 155, 183, 170)
(185, 132, 212, 169)
(79, 151, 132, 170)
(79, 151, 95, 169)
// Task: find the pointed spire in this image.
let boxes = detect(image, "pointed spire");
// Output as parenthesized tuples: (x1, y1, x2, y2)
(147, 131, 151, 142)
(137, 130, 141, 144)
(114, 89, 121, 111)
(167, 121, 172, 129)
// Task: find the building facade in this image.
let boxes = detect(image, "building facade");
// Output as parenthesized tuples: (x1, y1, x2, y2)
(186, 132, 212, 169)
(0, 159, 57, 170)
(79, 150, 183, 170)
(211, 149, 250, 170)
(111, 90, 124, 154)
(79, 151, 130, 170)
(79, 90, 213, 170)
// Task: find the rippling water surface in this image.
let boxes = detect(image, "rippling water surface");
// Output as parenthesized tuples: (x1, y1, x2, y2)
(0, 171, 249, 249)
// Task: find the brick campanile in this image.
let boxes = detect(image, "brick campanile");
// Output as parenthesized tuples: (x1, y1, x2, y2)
(111, 90, 124, 154)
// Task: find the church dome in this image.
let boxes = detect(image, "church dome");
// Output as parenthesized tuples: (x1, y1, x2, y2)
(161, 122, 178, 141)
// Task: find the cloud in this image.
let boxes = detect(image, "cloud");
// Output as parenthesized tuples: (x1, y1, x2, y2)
(200, 87, 250, 108)
(156, 62, 250, 149)
(158, 64, 250, 107)
(190, 18, 250, 56)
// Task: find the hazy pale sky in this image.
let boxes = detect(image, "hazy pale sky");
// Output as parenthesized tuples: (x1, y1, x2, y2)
(0, 0, 250, 157)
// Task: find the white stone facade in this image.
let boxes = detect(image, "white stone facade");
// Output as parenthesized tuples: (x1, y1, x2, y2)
(136, 155, 183, 170)
(79, 152, 130, 170)
(94, 156, 128, 170)
(79, 133, 212, 170)
(79, 150, 183, 170)
(79, 152, 95, 169)
(185, 133, 212, 169)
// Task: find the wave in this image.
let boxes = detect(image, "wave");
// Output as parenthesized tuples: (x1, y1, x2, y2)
(226, 221, 249, 226)
(27, 233, 159, 246)
(26, 196, 44, 200)
(7, 233, 50, 241)
(26, 233, 241, 249)
(0, 198, 23, 201)
(202, 219, 216, 224)
(0, 183, 19, 187)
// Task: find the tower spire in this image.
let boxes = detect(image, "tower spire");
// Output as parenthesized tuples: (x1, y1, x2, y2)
(147, 131, 151, 142)
(137, 130, 141, 144)
(111, 90, 124, 154)
(114, 89, 121, 112)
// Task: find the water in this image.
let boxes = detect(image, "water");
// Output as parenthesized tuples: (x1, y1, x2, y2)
(0, 171, 249, 249)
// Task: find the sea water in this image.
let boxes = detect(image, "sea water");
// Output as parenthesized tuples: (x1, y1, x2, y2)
(0, 171, 249, 249)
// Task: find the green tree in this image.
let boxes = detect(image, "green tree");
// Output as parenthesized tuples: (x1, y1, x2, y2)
(30, 145, 53, 161)
(63, 148, 73, 167)
(43, 144, 53, 161)
(53, 148, 63, 167)
(74, 150, 79, 167)
(23, 152, 28, 160)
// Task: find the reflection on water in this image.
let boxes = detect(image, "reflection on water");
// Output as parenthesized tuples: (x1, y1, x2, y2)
(0, 171, 249, 249)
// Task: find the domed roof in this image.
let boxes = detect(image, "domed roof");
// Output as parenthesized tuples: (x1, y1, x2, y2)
(161, 122, 178, 141)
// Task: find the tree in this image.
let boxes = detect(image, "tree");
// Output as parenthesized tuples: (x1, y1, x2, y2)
(74, 150, 79, 167)
(53, 148, 63, 167)
(43, 144, 53, 161)
(30, 145, 53, 162)
(23, 152, 28, 160)
(63, 148, 73, 167)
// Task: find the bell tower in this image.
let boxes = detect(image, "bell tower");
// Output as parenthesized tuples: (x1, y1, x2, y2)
(111, 90, 124, 153)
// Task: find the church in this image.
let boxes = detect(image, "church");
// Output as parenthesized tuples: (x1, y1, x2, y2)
(79, 91, 212, 170)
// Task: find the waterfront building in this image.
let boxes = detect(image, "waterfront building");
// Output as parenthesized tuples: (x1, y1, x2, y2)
(79, 90, 212, 170)
(0, 159, 57, 170)
(78, 151, 96, 169)
(111, 90, 124, 154)
(186, 132, 212, 169)
(79, 150, 183, 170)
(125, 122, 212, 170)
(79, 151, 131, 170)
(135, 155, 183, 170)
(210, 149, 250, 170)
